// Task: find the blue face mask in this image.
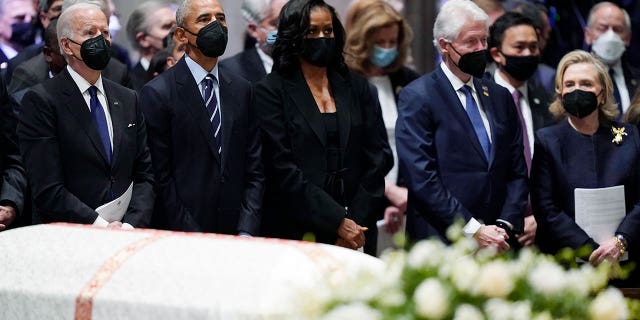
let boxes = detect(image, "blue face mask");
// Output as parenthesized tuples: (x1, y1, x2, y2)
(265, 29, 277, 45)
(370, 45, 398, 67)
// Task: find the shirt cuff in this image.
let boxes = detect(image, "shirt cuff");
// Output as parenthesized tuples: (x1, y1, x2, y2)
(93, 215, 109, 227)
(122, 223, 134, 230)
(463, 218, 483, 237)
(238, 232, 252, 237)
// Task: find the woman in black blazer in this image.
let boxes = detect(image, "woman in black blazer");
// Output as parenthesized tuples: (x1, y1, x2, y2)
(531, 50, 640, 286)
(255, 0, 388, 254)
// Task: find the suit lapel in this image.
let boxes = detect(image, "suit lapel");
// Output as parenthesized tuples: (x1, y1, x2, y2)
(433, 67, 488, 164)
(175, 58, 221, 164)
(474, 78, 495, 165)
(329, 70, 351, 151)
(60, 70, 110, 165)
(104, 80, 124, 169)
(285, 69, 326, 146)
(218, 70, 234, 169)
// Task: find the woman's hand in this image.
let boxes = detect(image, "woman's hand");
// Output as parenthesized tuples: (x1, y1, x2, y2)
(337, 218, 367, 249)
(589, 237, 624, 266)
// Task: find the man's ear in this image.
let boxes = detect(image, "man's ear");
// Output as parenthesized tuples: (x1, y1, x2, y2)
(247, 22, 260, 39)
(135, 31, 150, 48)
(584, 27, 594, 45)
(60, 38, 74, 56)
(489, 47, 502, 64)
(174, 27, 188, 44)
(438, 38, 449, 56)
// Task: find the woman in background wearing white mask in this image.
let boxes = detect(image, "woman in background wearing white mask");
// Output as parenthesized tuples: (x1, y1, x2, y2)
(584, 1, 639, 120)
(344, 0, 419, 240)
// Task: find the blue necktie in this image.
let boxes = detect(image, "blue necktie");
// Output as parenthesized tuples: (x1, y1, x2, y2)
(88, 86, 112, 163)
(461, 85, 491, 160)
(609, 68, 623, 119)
(203, 74, 222, 154)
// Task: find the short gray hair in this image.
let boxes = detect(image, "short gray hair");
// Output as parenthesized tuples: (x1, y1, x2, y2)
(62, 0, 109, 19)
(57, 3, 105, 58)
(126, 0, 173, 49)
(433, 0, 488, 50)
(241, 0, 269, 24)
(587, 1, 631, 33)
(175, 0, 192, 28)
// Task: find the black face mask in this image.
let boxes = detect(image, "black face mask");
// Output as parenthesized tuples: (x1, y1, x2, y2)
(562, 89, 599, 118)
(301, 37, 336, 67)
(10, 22, 37, 47)
(500, 53, 539, 81)
(69, 34, 111, 70)
(184, 20, 228, 57)
(449, 43, 487, 78)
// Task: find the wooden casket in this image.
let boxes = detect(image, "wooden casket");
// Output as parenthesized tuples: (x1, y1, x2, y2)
(0, 224, 382, 319)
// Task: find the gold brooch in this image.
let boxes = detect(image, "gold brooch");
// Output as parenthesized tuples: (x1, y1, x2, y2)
(612, 126, 627, 144)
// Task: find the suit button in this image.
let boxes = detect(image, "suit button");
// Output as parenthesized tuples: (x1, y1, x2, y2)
(221, 177, 226, 183)
(110, 176, 116, 183)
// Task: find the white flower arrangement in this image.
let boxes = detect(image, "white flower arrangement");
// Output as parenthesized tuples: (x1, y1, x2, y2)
(298, 223, 639, 320)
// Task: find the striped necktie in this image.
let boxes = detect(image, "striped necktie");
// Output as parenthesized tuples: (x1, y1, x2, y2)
(203, 74, 222, 154)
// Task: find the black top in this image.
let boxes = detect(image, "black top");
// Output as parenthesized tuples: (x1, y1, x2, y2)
(321, 112, 344, 206)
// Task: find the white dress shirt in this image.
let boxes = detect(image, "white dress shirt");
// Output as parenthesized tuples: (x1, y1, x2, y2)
(494, 71, 534, 159)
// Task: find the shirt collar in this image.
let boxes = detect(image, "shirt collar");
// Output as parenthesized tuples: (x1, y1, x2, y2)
(66, 65, 105, 95)
(494, 70, 528, 97)
(254, 43, 273, 73)
(185, 54, 220, 85)
(440, 61, 474, 92)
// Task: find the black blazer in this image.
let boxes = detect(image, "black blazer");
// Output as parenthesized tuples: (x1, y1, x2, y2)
(140, 57, 263, 235)
(17, 69, 155, 226)
(219, 47, 267, 84)
(0, 74, 26, 226)
(255, 68, 386, 243)
(527, 79, 556, 131)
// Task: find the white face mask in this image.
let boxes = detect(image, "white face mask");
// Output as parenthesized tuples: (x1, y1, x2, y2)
(591, 28, 626, 64)
(109, 15, 122, 42)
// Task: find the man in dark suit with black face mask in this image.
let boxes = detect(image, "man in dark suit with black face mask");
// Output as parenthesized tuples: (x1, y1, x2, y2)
(487, 12, 555, 248)
(17, 3, 155, 229)
(140, 0, 264, 235)
(396, 0, 528, 252)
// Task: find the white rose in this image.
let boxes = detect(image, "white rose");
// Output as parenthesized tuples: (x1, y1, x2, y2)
(589, 287, 629, 320)
(453, 304, 484, 320)
(511, 301, 532, 320)
(484, 298, 511, 320)
(475, 261, 514, 298)
(532, 311, 553, 320)
(414, 279, 450, 319)
(527, 259, 566, 295)
(450, 256, 480, 292)
(322, 302, 382, 320)
(408, 240, 445, 269)
(565, 269, 590, 297)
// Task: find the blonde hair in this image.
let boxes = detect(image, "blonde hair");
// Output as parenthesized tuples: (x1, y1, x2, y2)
(344, 0, 412, 75)
(549, 50, 618, 122)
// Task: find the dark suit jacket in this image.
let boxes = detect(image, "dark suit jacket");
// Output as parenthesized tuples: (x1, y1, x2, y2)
(255, 68, 386, 245)
(140, 57, 263, 235)
(17, 69, 155, 226)
(220, 47, 267, 84)
(8, 53, 133, 94)
(130, 61, 147, 92)
(531, 120, 640, 255)
(0, 74, 26, 227)
(396, 66, 528, 241)
(527, 79, 556, 131)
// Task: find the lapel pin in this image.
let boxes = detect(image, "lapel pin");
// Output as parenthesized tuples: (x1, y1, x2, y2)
(533, 98, 540, 104)
(127, 123, 136, 128)
(482, 86, 489, 96)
